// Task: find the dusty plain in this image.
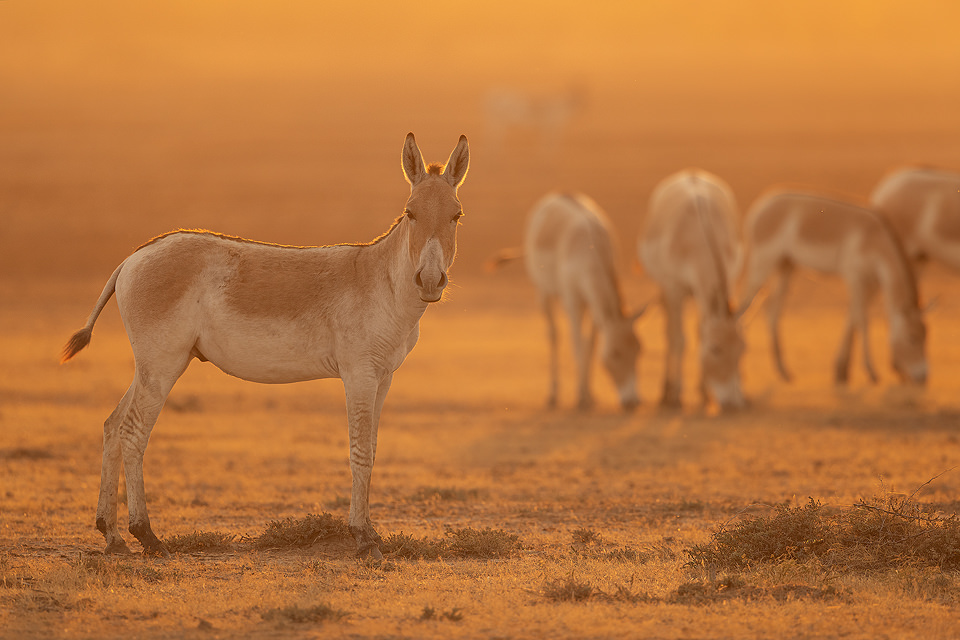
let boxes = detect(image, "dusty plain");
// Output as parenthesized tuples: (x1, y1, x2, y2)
(3, 2, 960, 639)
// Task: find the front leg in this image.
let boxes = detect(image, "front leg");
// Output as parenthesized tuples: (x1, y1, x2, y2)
(365, 372, 393, 543)
(661, 291, 685, 408)
(563, 296, 593, 410)
(342, 371, 386, 562)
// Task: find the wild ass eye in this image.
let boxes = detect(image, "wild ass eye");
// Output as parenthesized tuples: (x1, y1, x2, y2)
(404, 210, 417, 221)
(452, 211, 463, 222)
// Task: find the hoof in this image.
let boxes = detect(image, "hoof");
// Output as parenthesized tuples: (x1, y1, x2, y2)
(142, 543, 171, 559)
(103, 540, 133, 556)
(358, 543, 384, 565)
(350, 524, 383, 564)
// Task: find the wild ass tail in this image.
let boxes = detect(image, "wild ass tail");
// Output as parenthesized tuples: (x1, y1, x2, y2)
(60, 260, 126, 363)
(484, 247, 524, 272)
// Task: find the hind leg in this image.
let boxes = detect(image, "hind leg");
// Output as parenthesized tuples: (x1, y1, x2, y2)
(119, 361, 189, 557)
(97, 385, 135, 554)
(767, 263, 794, 382)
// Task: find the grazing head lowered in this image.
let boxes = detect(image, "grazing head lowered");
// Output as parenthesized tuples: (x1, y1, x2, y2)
(890, 304, 928, 385)
(600, 311, 644, 412)
(401, 133, 470, 303)
(701, 294, 746, 409)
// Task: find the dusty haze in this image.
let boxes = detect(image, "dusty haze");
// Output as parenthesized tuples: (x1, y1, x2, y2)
(3, 2, 960, 639)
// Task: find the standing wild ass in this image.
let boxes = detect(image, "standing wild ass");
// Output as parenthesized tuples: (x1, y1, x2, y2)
(738, 190, 927, 385)
(60, 133, 470, 562)
(524, 192, 642, 411)
(639, 169, 746, 410)
(870, 166, 960, 271)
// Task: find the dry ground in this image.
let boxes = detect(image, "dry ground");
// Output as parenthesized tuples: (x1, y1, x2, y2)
(3, 4, 960, 637)
(2, 269, 960, 639)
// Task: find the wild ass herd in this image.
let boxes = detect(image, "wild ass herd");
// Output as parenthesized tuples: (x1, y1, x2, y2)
(519, 166, 956, 412)
(60, 132, 957, 561)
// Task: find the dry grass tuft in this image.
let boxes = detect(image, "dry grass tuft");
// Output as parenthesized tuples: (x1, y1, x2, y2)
(261, 603, 349, 624)
(445, 527, 522, 558)
(253, 513, 351, 549)
(382, 532, 445, 559)
(671, 576, 845, 605)
(409, 486, 484, 502)
(382, 527, 522, 560)
(542, 573, 595, 602)
(419, 606, 464, 622)
(571, 527, 602, 545)
(1, 447, 55, 460)
(688, 495, 960, 573)
(164, 530, 235, 553)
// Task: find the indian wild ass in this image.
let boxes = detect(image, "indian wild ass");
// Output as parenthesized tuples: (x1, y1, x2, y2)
(870, 166, 960, 271)
(60, 133, 470, 562)
(639, 169, 746, 410)
(524, 192, 642, 411)
(738, 190, 927, 385)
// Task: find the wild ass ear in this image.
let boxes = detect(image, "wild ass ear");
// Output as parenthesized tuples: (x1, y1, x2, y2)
(402, 132, 426, 186)
(444, 135, 470, 188)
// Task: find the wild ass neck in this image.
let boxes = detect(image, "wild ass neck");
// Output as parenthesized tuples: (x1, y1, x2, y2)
(871, 225, 919, 316)
(582, 261, 628, 333)
(364, 217, 431, 319)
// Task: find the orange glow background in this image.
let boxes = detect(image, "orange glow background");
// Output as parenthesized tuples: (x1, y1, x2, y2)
(1, 1, 958, 277)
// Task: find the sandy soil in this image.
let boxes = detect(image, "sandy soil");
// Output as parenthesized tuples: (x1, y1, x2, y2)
(2, 2, 960, 638)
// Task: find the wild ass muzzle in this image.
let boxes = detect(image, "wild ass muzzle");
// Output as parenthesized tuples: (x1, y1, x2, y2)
(60, 133, 470, 562)
(639, 169, 746, 410)
(523, 192, 643, 411)
(870, 166, 960, 273)
(738, 189, 927, 385)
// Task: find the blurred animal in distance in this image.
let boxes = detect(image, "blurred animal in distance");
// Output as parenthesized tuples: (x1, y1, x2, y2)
(518, 192, 644, 411)
(738, 190, 927, 386)
(484, 85, 587, 161)
(59, 133, 470, 563)
(870, 166, 960, 273)
(639, 169, 746, 410)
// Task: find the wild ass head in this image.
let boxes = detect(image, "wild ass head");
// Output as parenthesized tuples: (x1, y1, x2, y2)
(701, 292, 746, 410)
(401, 133, 470, 303)
(601, 307, 645, 412)
(890, 306, 927, 385)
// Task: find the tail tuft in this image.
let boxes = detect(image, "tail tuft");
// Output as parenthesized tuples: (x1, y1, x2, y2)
(60, 327, 93, 364)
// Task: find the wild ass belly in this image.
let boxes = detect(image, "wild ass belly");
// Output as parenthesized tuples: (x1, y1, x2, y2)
(194, 314, 340, 384)
(195, 314, 422, 384)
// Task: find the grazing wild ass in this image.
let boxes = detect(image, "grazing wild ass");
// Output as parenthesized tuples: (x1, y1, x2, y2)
(639, 169, 746, 410)
(870, 166, 960, 272)
(60, 133, 470, 561)
(738, 190, 927, 385)
(524, 192, 642, 411)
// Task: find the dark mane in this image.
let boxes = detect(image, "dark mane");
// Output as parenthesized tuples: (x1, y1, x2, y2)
(426, 162, 445, 176)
